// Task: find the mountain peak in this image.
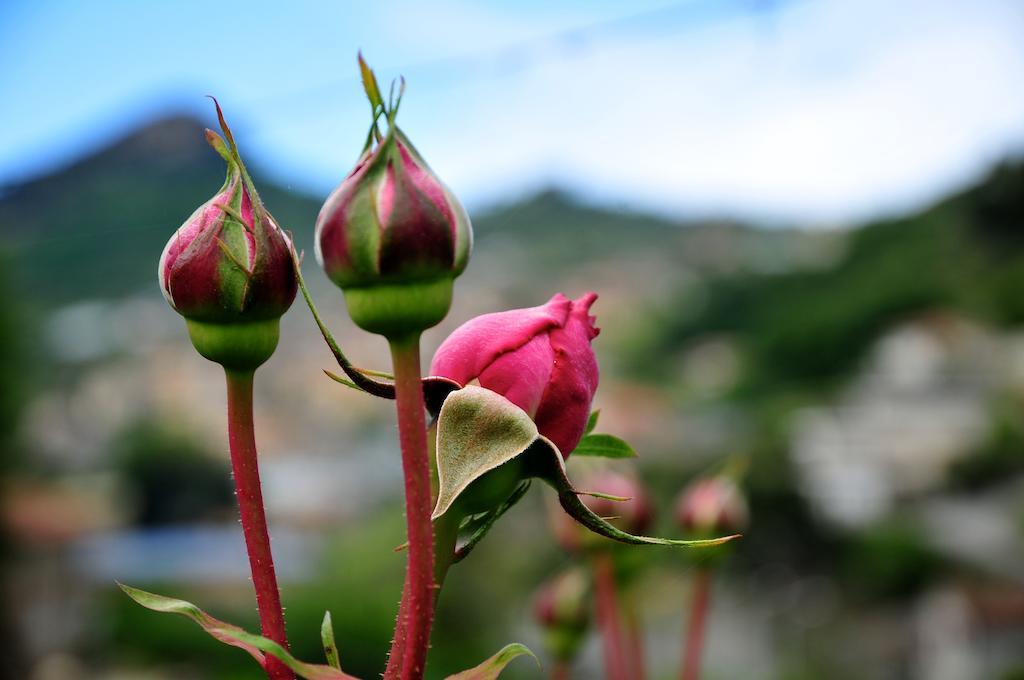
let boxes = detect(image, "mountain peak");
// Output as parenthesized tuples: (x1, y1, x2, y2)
(1, 115, 215, 200)
(102, 115, 212, 169)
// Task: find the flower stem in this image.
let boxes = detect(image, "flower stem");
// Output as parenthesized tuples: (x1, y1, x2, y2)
(224, 369, 293, 680)
(383, 576, 410, 680)
(624, 593, 647, 680)
(681, 567, 712, 680)
(384, 512, 458, 680)
(388, 334, 435, 680)
(592, 551, 629, 680)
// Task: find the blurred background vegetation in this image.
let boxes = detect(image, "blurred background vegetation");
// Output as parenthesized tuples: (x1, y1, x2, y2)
(1, 114, 1023, 678)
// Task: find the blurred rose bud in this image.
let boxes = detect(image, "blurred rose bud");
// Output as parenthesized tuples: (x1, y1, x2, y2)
(551, 470, 653, 552)
(675, 475, 748, 536)
(582, 471, 654, 536)
(430, 293, 600, 455)
(315, 119, 471, 336)
(159, 104, 296, 369)
(533, 568, 590, 662)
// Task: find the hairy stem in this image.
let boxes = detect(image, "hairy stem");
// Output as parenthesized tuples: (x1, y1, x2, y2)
(681, 567, 712, 680)
(388, 335, 435, 680)
(592, 551, 629, 680)
(384, 575, 410, 679)
(385, 424, 457, 680)
(225, 369, 293, 680)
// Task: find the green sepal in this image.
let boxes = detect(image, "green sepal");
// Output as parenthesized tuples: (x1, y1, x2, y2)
(118, 584, 358, 679)
(357, 52, 384, 111)
(445, 643, 540, 680)
(432, 386, 739, 549)
(205, 129, 233, 163)
(321, 611, 341, 670)
(523, 439, 739, 548)
(572, 433, 638, 459)
(185, 317, 280, 371)
(432, 385, 539, 519)
(584, 409, 600, 436)
(343, 277, 453, 337)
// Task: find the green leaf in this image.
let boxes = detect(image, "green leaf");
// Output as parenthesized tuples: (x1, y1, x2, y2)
(432, 386, 538, 519)
(572, 433, 638, 459)
(321, 611, 341, 670)
(522, 442, 740, 548)
(584, 409, 600, 436)
(446, 643, 540, 680)
(119, 584, 358, 679)
(118, 583, 267, 668)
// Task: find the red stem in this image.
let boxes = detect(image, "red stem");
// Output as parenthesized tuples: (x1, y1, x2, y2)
(681, 568, 712, 680)
(592, 551, 629, 680)
(384, 575, 410, 679)
(388, 335, 435, 680)
(551, 661, 571, 680)
(624, 595, 646, 680)
(225, 370, 293, 680)
(385, 424, 459, 680)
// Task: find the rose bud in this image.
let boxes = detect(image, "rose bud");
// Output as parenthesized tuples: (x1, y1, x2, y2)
(159, 104, 296, 370)
(532, 568, 590, 662)
(675, 475, 748, 537)
(429, 293, 600, 456)
(315, 110, 471, 337)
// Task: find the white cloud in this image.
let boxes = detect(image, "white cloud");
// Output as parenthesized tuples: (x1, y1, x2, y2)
(3, 0, 1023, 224)
(400, 0, 1024, 223)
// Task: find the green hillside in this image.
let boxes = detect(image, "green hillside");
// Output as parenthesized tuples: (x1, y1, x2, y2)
(633, 161, 1024, 394)
(0, 117, 807, 306)
(2, 113, 1021, 400)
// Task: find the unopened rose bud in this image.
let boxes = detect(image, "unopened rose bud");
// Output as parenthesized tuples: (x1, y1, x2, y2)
(159, 103, 296, 370)
(430, 293, 599, 456)
(533, 568, 590, 662)
(675, 475, 748, 537)
(315, 79, 471, 337)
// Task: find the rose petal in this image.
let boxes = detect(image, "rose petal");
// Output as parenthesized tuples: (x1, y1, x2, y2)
(430, 294, 572, 387)
(533, 293, 600, 456)
(477, 333, 554, 416)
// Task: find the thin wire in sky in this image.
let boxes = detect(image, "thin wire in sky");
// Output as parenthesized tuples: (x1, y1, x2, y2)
(241, 0, 797, 110)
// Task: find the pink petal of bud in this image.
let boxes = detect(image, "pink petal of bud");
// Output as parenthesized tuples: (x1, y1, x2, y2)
(430, 292, 600, 456)
(675, 476, 748, 535)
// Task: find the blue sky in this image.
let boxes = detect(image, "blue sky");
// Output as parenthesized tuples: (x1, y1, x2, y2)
(2, 0, 1023, 223)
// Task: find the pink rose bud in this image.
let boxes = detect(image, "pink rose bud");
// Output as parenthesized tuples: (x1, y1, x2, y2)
(315, 129, 471, 290)
(314, 70, 471, 336)
(533, 568, 590, 661)
(158, 102, 296, 369)
(429, 293, 600, 456)
(675, 475, 748, 536)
